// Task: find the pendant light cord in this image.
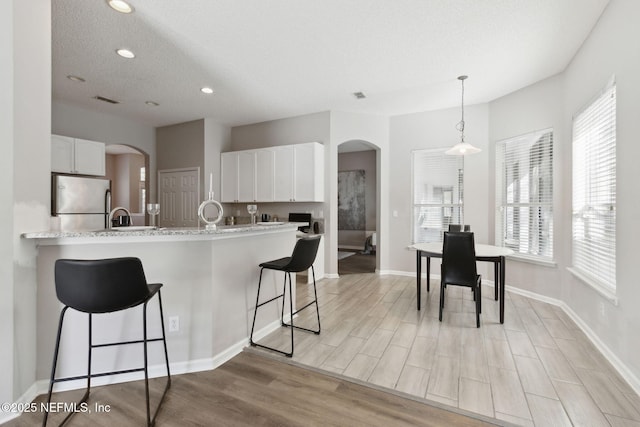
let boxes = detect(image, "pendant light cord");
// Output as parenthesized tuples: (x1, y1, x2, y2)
(456, 76, 466, 142)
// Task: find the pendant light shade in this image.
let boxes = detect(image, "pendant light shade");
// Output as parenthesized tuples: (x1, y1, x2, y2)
(446, 75, 481, 156)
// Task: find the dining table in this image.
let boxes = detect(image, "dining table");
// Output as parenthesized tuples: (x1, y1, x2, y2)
(410, 242, 514, 323)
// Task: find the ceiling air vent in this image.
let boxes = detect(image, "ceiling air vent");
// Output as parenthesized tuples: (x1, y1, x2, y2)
(93, 95, 120, 104)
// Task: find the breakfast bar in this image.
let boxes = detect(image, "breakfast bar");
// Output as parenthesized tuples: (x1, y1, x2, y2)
(23, 223, 302, 390)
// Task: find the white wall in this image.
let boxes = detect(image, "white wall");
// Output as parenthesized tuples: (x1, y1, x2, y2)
(0, 0, 15, 410)
(1, 0, 51, 415)
(562, 0, 640, 385)
(489, 75, 565, 299)
(487, 0, 640, 387)
(388, 104, 490, 275)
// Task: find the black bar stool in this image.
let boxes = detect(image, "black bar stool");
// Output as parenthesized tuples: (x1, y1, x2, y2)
(250, 235, 322, 357)
(43, 257, 171, 426)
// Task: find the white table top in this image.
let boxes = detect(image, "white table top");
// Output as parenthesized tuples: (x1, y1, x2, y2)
(410, 242, 514, 258)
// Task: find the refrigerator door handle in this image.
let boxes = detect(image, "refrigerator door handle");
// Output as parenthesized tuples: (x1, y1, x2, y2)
(105, 189, 112, 229)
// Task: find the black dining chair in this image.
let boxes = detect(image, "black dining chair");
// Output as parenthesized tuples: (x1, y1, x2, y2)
(43, 257, 171, 427)
(250, 235, 322, 357)
(439, 232, 482, 327)
(448, 224, 471, 232)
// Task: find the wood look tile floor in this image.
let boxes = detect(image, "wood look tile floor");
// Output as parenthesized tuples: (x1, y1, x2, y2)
(256, 273, 640, 427)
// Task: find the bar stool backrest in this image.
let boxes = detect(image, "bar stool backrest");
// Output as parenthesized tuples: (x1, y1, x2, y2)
(282, 236, 321, 273)
(442, 232, 477, 285)
(55, 257, 150, 313)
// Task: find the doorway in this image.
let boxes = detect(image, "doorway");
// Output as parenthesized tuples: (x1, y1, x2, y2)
(337, 141, 379, 274)
(158, 167, 200, 227)
(105, 144, 148, 225)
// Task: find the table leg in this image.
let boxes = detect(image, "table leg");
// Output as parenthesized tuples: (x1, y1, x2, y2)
(416, 250, 421, 310)
(494, 261, 499, 300)
(426, 256, 431, 293)
(500, 256, 506, 324)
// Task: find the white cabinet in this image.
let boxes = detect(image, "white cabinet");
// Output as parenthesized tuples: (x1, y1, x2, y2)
(273, 146, 295, 202)
(273, 142, 324, 202)
(221, 142, 323, 203)
(255, 149, 274, 202)
(51, 134, 106, 176)
(237, 151, 256, 202)
(221, 151, 263, 202)
(221, 152, 240, 203)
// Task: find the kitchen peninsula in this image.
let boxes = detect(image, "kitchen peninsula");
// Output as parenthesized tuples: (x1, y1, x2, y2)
(23, 223, 307, 391)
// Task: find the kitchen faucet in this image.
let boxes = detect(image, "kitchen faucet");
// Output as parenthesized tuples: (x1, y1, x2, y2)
(108, 207, 132, 229)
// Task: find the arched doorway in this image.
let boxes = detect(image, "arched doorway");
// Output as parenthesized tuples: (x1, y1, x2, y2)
(337, 140, 380, 274)
(105, 144, 150, 225)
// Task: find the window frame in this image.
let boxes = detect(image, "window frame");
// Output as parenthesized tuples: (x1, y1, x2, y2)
(569, 78, 617, 297)
(411, 148, 464, 244)
(495, 129, 555, 264)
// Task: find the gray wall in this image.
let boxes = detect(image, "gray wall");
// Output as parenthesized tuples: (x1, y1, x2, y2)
(231, 111, 330, 150)
(388, 104, 490, 275)
(156, 119, 205, 200)
(338, 150, 377, 248)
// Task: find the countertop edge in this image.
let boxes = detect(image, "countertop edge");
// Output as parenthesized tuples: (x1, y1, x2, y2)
(22, 223, 308, 245)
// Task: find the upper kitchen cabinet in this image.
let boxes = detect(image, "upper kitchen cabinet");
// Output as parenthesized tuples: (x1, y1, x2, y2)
(51, 134, 106, 176)
(221, 151, 258, 202)
(273, 142, 324, 202)
(221, 142, 323, 203)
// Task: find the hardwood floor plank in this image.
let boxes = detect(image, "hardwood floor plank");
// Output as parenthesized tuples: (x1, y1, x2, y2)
(574, 368, 640, 421)
(427, 355, 460, 401)
(459, 377, 494, 418)
(343, 353, 379, 381)
(488, 366, 532, 420)
(525, 393, 572, 427)
(360, 328, 394, 358)
(505, 329, 537, 358)
(395, 365, 430, 397)
(368, 345, 409, 389)
(322, 336, 366, 371)
(513, 355, 557, 399)
(406, 336, 438, 370)
(535, 346, 580, 384)
(553, 380, 611, 427)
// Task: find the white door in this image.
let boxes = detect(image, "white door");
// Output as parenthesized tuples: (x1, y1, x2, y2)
(158, 168, 200, 227)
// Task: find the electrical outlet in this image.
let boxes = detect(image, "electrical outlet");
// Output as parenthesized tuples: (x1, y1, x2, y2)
(169, 316, 180, 332)
(599, 302, 605, 318)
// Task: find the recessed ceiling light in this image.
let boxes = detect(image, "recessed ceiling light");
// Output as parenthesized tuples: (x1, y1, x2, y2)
(107, 0, 134, 13)
(145, 101, 159, 107)
(353, 91, 366, 99)
(200, 87, 214, 94)
(67, 75, 86, 82)
(116, 48, 135, 59)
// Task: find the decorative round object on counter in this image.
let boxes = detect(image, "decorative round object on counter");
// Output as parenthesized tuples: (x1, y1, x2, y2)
(198, 192, 224, 230)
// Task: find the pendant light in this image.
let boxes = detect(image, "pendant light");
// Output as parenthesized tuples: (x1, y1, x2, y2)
(445, 75, 481, 155)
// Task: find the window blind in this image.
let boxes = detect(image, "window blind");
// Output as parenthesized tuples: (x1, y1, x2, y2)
(412, 149, 464, 243)
(572, 80, 616, 290)
(495, 129, 554, 261)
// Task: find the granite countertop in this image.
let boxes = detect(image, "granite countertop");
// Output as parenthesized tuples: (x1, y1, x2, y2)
(22, 222, 303, 242)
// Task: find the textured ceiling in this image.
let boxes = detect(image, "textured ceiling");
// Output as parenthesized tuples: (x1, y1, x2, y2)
(52, 0, 609, 128)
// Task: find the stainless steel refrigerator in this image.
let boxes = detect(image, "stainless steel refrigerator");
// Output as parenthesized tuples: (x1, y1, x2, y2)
(51, 174, 111, 231)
